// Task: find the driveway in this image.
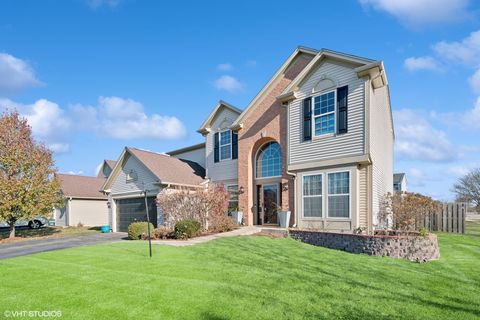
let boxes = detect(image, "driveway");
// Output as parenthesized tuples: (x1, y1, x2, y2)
(0, 232, 127, 260)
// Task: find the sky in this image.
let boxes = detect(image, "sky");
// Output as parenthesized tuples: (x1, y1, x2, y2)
(1, 0, 480, 201)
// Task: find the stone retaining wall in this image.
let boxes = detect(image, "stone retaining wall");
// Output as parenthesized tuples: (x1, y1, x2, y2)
(289, 230, 439, 262)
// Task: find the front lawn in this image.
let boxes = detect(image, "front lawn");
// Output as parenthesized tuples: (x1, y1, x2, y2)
(0, 225, 479, 320)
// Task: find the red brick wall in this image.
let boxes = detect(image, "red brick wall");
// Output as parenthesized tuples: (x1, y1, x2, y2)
(237, 53, 314, 226)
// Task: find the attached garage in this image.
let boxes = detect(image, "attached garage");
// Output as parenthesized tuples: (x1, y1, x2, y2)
(116, 197, 158, 232)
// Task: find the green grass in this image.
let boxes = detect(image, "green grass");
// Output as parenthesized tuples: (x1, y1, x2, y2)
(0, 225, 479, 320)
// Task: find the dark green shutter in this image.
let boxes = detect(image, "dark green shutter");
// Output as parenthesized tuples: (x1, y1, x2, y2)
(232, 131, 238, 160)
(337, 86, 348, 134)
(303, 98, 312, 141)
(214, 132, 219, 163)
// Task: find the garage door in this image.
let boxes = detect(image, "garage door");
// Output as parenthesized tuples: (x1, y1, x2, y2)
(116, 197, 157, 232)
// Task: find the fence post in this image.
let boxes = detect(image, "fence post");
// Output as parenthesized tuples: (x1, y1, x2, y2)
(453, 203, 458, 233)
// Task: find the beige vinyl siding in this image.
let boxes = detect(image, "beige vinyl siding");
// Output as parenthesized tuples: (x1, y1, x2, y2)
(369, 84, 394, 226)
(288, 60, 365, 167)
(110, 153, 160, 195)
(358, 165, 368, 229)
(206, 107, 240, 182)
(67, 199, 109, 227)
(170, 147, 206, 168)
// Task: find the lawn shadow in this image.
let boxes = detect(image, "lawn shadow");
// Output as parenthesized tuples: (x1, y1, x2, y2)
(0, 226, 60, 240)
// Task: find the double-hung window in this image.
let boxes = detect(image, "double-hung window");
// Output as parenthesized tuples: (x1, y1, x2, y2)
(327, 172, 350, 218)
(302, 174, 323, 217)
(313, 91, 335, 136)
(219, 130, 231, 161)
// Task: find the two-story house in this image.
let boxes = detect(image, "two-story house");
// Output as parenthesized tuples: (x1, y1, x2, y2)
(102, 46, 393, 233)
(195, 46, 393, 233)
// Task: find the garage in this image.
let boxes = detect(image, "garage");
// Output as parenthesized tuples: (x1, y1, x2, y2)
(116, 197, 158, 232)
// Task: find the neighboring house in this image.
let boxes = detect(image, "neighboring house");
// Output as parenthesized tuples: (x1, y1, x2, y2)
(55, 174, 109, 227)
(101, 147, 205, 232)
(97, 159, 117, 179)
(393, 173, 407, 193)
(194, 46, 394, 232)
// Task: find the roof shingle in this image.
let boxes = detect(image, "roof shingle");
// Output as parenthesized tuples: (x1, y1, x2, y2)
(57, 174, 107, 199)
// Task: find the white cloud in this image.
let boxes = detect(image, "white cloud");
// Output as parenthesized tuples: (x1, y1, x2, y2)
(447, 166, 470, 177)
(86, 0, 121, 9)
(468, 69, 480, 93)
(217, 63, 233, 71)
(462, 97, 480, 128)
(0, 96, 186, 153)
(214, 75, 244, 93)
(360, 0, 471, 27)
(67, 170, 84, 175)
(95, 162, 103, 176)
(0, 53, 42, 95)
(74, 96, 187, 140)
(394, 109, 455, 162)
(0, 98, 71, 153)
(404, 56, 441, 72)
(433, 30, 480, 66)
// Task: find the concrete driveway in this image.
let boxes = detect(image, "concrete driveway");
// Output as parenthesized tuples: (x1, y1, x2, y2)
(0, 232, 127, 260)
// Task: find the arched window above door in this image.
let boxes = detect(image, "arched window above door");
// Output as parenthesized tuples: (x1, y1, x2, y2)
(256, 142, 282, 178)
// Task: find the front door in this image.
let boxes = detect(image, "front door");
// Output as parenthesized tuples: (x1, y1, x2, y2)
(257, 184, 279, 225)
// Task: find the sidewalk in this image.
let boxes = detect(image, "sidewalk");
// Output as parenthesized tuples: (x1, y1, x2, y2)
(151, 226, 261, 246)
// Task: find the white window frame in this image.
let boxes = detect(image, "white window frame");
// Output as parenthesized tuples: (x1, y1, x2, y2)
(219, 129, 232, 161)
(326, 170, 351, 219)
(301, 173, 324, 219)
(312, 89, 336, 137)
(300, 169, 352, 220)
(254, 141, 282, 179)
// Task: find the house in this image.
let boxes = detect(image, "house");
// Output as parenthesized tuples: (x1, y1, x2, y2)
(100, 46, 394, 234)
(101, 147, 205, 232)
(393, 173, 407, 193)
(97, 160, 117, 179)
(194, 46, 394, 232)
(55, 174, 109, 227)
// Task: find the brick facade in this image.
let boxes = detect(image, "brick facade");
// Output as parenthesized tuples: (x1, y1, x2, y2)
(237, 53, 314, 226)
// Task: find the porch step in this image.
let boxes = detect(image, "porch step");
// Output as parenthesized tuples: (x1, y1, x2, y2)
(259, 227, 289, 237)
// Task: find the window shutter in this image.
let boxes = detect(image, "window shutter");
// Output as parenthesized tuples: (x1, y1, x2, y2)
(214, 132, 219, 163)
(303, 98, 312, 141)
(232, 131, 238, 160)
(337, 86, 348, 134)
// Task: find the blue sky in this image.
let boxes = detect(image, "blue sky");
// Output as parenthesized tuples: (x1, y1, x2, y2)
(1, 0, 480, 200)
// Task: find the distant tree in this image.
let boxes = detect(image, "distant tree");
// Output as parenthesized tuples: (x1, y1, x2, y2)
(0, 111, 64, 238)
(452, 168, 480, 211)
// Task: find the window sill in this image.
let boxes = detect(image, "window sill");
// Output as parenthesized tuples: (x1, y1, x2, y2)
(312, 133, 336, 140)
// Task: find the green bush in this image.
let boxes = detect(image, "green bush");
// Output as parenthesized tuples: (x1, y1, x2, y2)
(174, 220, 201, 239)
(128, 221, 154, 240)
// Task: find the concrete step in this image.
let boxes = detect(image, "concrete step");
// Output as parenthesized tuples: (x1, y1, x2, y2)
(259, 227, 289, 237)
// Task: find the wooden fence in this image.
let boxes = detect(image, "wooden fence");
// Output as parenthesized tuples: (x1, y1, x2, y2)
(420, 203, 466, 233)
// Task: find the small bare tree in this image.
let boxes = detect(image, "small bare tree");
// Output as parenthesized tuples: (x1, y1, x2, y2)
(157, 183, 230, 231)
(452, 168, 480, 211)
(0, 111, 64, 238)
(381, 192, 440, 232)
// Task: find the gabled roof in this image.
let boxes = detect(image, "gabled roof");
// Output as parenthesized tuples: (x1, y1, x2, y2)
(393, 173, 406, 184)
(57, 174, 107, 199)
(280, 48, 378, 99)
(105, 160, 117, 170)
(230, 46, 318, 130)
(197, 100, 242, 135)
(167, 143, 205, 156)
(102, 147, 205, 191)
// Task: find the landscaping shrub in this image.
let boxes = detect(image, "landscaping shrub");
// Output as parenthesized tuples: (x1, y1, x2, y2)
(380, 192, 440, 231)
(157, 183, 230, 231)
(174, 220, 201, 239)
(127, 221, 154, 240)
(209, 214, 237, 233)
(153, 226, 174, 239)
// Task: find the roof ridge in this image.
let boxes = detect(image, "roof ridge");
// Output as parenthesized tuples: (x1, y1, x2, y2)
(127, 147, 171, 157)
